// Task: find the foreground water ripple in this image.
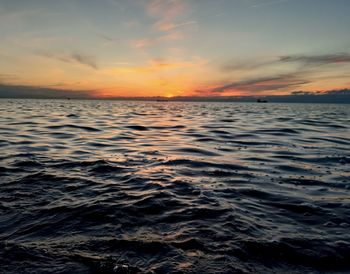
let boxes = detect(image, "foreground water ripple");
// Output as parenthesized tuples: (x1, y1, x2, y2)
(0, 99, 349, 273)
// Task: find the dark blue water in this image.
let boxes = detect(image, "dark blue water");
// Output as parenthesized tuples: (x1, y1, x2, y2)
(0, 99, 349, 273)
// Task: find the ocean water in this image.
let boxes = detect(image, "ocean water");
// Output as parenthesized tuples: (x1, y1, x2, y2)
(0, 99, 349, 274)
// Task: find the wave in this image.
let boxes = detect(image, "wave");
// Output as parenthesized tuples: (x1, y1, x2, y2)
(0, 100, 349, 273)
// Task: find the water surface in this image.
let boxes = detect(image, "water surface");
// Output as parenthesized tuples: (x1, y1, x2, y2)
(0, 99, 349, 273)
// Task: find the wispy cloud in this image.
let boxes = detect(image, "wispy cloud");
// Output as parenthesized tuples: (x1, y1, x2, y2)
(111, 57, 207, 74)
(221, 58, 274, 72)
(280, 53, 350, 66)
(154, 20, 197, 32)
(97, 33, 114, 42)
(71, 53, 98, 69)
(211, 73, 308, 94)
(0, 73, 19, 83)
(39, 51, 98, 70)
(129, 0, 193, 52)
(130, 38, 157, 49)
(123, 20, 139, 28)
(147, 0, 187, 19)
(215, 52, 350, 95)
(130, 32, 184, 49)
(251, 0, 288, 8)
(159, 32, 185, 41)
(221, 53, 350, 72)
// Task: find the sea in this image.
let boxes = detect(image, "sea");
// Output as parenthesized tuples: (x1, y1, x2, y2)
(0, 99, 349, 274)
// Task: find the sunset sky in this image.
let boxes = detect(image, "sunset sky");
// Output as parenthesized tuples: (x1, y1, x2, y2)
(1, 0, 350, 98)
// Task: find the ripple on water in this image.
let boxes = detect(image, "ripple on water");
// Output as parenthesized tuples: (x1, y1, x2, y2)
(0, 100, 349, 273)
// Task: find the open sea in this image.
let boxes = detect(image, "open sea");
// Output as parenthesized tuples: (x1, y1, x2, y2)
(0, 99, 349, 274)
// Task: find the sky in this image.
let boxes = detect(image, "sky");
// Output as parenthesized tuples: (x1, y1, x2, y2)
(1, 0, 350, 98)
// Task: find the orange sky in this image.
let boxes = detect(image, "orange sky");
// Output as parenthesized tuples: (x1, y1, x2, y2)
(1, 0, 350, 97)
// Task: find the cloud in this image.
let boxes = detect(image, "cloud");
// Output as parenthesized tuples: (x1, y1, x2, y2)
(111, 57, 207, 74)
(159, 31, 184, 41)
(293, 89, 350, 96)
(97, 33, 114, 42)
(221, 59, 274, 72)
(1, 83, 349, 103)
(147, 0, 193, 34)
(123, 20, 139, 28)
(0, 84, 95, 99)
(0, 73, 19, 83)
(149, 57, 206, 69)
(39, 51, 98, 70)
(324, 88, 350, 95)
(211, 73, 309, 94)
(130, 0, 192, 52)
(190, 89, 350, 103)
(221, 53, 350, 72)
(130, 32, 184, 49)
(147, 0, 187, 19)
(280, 53, 350, 66)
(215, 52, 350, 95)
(70, 53, 98, 69)
(251, 0, 288, 8)
(154, 20, 197, 32)
(130, 38, 157, 49)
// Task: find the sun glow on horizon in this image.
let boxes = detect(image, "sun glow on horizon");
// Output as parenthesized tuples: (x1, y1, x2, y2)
(165, 93, 175, 98)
